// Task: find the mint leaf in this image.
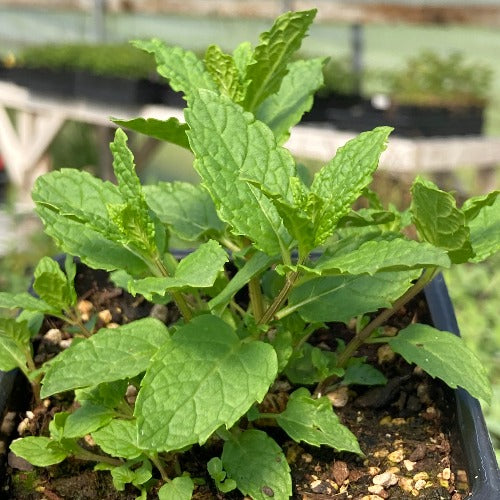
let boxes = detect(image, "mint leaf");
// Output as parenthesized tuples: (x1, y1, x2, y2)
(343, 360, 387, 386)
(136, 315, 277, 451)
(41, 318, 170, 397)
(310, 127, 392, 246)
(64, 404, 116, 439)
(144, 182, 224, 241)
(134, 39, 216, 98)
(0, 318, 30, 372)
(10, 437, 69, 466)
(158, 476, 194, 500)
(233, 41, 254, 76)
(33, 170, 149, 274)
(207, 457, 237, 493)
(112, 117, 190, 150)
(242, 9, 316, 111)
(92, 419, 144, 459)
(109, 128, 157, 256)
(129, 240, 228, 299)
(387, 323, 491, 404)
(314, 238, 451, 275)
(33, 256, 74, 311)
(411, 177, 473, 263)
(185, 89, 292, 255)
(467, 194, 500, 262)
(205, 45, 246, 102)
(288, 270, 421, 323)
(276, 388, 362, 454)
(256, 58, 325, 143)
(462, 190, 498, 221)
(222, 429, 291, 500)
(0, 292, 53, 314)
(209, 252, 276, 315)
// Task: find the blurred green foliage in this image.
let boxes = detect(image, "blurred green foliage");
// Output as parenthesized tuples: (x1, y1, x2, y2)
(387, 51, 493, 108)
(6, 43, 157, 79)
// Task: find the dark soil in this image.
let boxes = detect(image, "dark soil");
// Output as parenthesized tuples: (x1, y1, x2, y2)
(0, 263, 469, 499)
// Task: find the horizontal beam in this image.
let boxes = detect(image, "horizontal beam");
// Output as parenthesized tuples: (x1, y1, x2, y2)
(2, 1, 500, 26)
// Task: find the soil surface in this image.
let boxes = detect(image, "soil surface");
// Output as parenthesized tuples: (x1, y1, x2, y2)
(0, 262, 469, 499)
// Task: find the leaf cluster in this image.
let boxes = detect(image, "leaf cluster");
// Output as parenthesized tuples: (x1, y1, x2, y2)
(1, 10, 499, 500)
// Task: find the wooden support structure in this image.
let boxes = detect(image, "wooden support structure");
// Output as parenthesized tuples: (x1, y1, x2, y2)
(0, 80, 498, 211)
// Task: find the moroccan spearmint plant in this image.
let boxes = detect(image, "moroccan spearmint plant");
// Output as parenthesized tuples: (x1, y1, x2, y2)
(2, 9, 499, 499)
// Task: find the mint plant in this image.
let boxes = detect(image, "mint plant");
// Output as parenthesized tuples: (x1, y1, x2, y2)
(4, 9, 499, 499)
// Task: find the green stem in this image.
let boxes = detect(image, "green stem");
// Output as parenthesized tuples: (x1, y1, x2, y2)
(153, 255, 193, 322)
(314, 267, 438, 397)
(75, 447, 123, 467)
(259, 270, 299, 325)
(149, 453, 169, 482)
(248, 277, 264, 322)
(219, 237, 241, 254)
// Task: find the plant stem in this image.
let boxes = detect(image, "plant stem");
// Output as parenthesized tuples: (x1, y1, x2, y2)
(259, 270, 299, 325)
(149, 453, 169, 482)
(219, 236, 241, 253)
(314, 267, 438, 397)
(248, 277, 264, 322)
(75, 447, 123, 467)
(153, 255, 193, 322)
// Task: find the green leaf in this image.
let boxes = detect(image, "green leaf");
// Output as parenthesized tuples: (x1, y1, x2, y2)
(135, 315, 277, 451)
(185, 89, 292, 255)
(41, 318, 170, 397)
(129, 240, 228, 299)
(411, 177, 473, 263)
(64, 255, 77, 306)
(205, 45, 246, 102)
(33, 257, 72, 311)
(0, 318, 30, 372)
(33, 170, 149, 275)
(284, 343, 342, 384)
(75, 380, 129, 408)
(242, 9, 316, 111)
(0, 291, 55, 314)
(221, 430, 291, 500)
(158, 476, 194, 500)
(232, 41, 253, 76)
(209, 252, 276, 315)
(144, 182, 224, 241)
(64, 403, 116, 439)
(207, 457, 237, 493)
(467, 194, 500, 262)
(461, 190, 498, 221)
(387, 323, 491, 404)
(310, 127, 392, 246)
(336, 208, 396, 228)
(10, 437, 69, 467)
(343, 360, 387, 386)
(16, 310, 44, 338)
(92, 419, 144, 459)
(109, 128, 156, 255)
(112, 117, 190, 150)
(276, 388, 362, 454)
(288, 270, 421, 323)
(313, 238, 451, 275)
(134, 39, 216, 98)
(110, 464, 137, 491)
(256, 58, 325, 143)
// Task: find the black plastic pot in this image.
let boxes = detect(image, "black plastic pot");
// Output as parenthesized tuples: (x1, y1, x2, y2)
(303, 93, 485, 137)
(74, 71, 166, 105)
(0, 66, 76, 98)
(424, 275, 500, 499)
(0, 272, 499, 497)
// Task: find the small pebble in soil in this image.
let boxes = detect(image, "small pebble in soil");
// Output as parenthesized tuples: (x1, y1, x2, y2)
(377, 344, 395, 364)
(17, 418, 29, 435)
(126, 384, 138, 405)
(368, 467, 381, 476)
(372, 471, 398, 487)
(391, 417, 407, 425)
(413, 472, 429, 482)
(331, 460, 349, 485)
(8, 452, 33, 471)
(403, 459, 416, 471)
(0, 411, 16, 434)
(327, 386, 349, 407)
(361, 495, 385, 500)
(373, 448, 389, 458)
(387, 449, 404, 463)
(398, 477, 414, 492)
(414, 478, 427, 490)
(409, 443, 427, 461)
(77, 299, 93, 320)
(439, 467, 452, 480)
(368, 484, 387, 496)
(44, 328, 62, 344)
(379, 416, 392, 425)
(149, 303, 168, 322)
(60, 338, 72, 349)
(301, 453, 313, 463)
(98, 309, 113, 324)
(107, 322, 120, 329)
